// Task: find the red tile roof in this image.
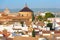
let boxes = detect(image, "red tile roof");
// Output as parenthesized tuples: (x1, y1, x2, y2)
(36, 21, 45, 26)
(57, 22, 60, 25)
(54, 31, 60, 34)
(42, 31, 50, 34)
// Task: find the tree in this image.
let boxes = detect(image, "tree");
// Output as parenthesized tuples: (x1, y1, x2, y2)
(32, 29, 35, 37)
(47, 20, 51, 23)
(45, 12, 55, 19)
(38, 15, 43, 21)
(47, 23, 54, 30)
(32, 13, 35, 21)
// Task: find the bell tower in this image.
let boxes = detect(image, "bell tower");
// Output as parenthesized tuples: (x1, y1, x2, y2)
(19, 4, 33, 22)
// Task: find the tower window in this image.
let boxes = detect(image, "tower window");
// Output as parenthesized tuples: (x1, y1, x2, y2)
(22, 14, 23, 16)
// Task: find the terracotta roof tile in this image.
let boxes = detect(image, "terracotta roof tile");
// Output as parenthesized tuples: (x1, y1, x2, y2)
(13, 37, 38, 40)
(36, 21, 45, 26)
(42, 31, 50, 34)
(57, 22, 60, 25)
(54, 31, 60, 34)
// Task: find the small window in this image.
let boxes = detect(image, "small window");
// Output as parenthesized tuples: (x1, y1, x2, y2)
(22, 14, 23, 16)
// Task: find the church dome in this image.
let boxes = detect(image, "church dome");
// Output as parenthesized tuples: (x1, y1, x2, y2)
(19, 4, 33, 12)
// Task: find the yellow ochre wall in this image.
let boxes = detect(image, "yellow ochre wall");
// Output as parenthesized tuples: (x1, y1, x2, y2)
(19, 12, 33, 22)
(19, 12, 32, 17)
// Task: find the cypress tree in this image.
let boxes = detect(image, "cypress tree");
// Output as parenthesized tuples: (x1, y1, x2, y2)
(32, 29, 35, 37)
(32, 13, 35, 21)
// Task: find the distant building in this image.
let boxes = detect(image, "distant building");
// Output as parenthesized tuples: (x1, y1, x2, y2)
(48, 18, 60, 22)
(4, 8, 10, 14)
(0, 4, 34, 25)
(18, 4, 33, 23)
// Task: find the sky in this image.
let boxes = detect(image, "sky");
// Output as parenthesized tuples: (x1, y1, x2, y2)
(0, 0, 60, 9)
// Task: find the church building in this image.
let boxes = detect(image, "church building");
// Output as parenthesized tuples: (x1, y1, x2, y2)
(18, 4, 34, 23)
(0, 4, 34, 25)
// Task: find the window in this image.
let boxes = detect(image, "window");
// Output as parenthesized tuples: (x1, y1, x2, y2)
(22, 14, 23, 16)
